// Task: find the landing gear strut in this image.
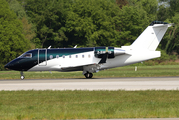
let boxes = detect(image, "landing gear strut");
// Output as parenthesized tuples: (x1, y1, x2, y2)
(84, 72, 93, 78)
(20, 71, 25, 80)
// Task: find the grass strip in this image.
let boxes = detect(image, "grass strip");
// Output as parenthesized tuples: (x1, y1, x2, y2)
(1, 65, 179, 79)
(0, 90, 179, 119)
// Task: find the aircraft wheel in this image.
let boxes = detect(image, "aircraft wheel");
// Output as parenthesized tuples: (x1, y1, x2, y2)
(21, 76, 25, 80)
(84, 72, 93, 79)
(89, 73, 93, 78)
(20, 71, 25, 80)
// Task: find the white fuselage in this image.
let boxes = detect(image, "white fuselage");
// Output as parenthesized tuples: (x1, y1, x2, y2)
(28, 47, 160, 72)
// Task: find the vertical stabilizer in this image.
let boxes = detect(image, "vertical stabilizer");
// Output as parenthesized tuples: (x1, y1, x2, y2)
(131, 21, 172, 51)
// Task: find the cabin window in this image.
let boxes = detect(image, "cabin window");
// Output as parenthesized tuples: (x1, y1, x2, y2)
(69, 55, 71, 58)
(88, 54, 90, 58)
(50, 55, 53, 59)
(56, 55, 59, 58)
(82, 55, 84, 58)
(76, 55, 78, 58)
(22, 53, 32, 58)
(63, 55, 65, 58)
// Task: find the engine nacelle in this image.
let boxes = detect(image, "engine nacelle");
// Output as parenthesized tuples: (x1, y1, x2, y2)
(94, 47, 114, 58)
(94, 47, 125, 59)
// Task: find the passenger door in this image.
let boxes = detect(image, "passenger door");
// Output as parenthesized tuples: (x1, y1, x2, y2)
(38, 49, 47, 66)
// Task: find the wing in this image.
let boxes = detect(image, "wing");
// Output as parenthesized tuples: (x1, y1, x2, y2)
(61, 63, 100, 73)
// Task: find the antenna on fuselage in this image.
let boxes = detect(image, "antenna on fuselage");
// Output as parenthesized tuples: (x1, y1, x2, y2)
(48, 46, 51, 49)
(74, 45, 77, 48)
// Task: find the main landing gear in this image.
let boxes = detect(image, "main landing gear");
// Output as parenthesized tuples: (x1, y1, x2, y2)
(84, 72, 93, 79)
(20, 71, 25, 80)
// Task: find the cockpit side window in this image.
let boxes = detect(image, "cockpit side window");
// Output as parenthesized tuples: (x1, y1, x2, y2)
(22, 53, 32, 58)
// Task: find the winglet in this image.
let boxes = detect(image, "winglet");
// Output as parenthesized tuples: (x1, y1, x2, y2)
(98, 53, 108, 64)
(98, 47, 109, 64)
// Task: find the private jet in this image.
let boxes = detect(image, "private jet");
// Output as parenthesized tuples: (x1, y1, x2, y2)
(5, 21, 173, 79)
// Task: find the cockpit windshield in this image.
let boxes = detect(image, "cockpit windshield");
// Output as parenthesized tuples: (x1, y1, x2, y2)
(19, 53, 32, 58)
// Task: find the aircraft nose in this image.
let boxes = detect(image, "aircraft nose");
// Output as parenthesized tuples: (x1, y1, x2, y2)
(4, 62, 13, 70)
(4, 58, 28, 71)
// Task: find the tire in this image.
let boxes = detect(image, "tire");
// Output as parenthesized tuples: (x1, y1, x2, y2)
(21, 76, 25, 80)
(84, 72, 93, 78)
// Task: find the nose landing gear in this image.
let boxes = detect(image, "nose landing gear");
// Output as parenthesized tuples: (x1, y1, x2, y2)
(20, 71, 25, 80)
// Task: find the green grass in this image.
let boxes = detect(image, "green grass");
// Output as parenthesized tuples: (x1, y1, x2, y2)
(1, 65, 179, 119)
(1, 65, 179, 79)
(0, 90, 179, 119)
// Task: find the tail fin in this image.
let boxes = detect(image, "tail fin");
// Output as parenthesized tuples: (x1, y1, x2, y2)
(131, 21, 173, 51)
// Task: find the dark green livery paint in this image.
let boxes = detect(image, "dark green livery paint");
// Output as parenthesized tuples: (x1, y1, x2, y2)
(5, 49, 38, 71)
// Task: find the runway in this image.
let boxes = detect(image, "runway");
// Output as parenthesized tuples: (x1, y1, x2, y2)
(0, 77, 179, 91)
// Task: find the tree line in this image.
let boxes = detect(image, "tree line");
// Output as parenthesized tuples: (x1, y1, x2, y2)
(0, 0, 179, 69)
